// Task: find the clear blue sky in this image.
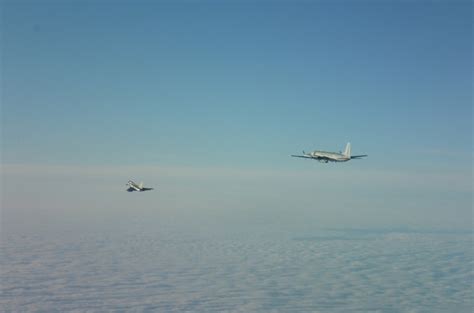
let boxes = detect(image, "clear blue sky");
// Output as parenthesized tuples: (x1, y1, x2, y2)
(1, 1, 472, 231)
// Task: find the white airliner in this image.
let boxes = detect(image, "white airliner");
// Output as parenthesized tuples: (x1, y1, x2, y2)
(291, 143, 367, 163)
(126, 180, 154, 192)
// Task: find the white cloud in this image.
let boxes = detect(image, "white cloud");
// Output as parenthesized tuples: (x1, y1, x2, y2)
(1, 229, 472, 312)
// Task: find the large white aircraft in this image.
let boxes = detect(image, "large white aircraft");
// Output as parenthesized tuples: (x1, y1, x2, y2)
(291, 142, 367, 163)
(126, 180, 154, 192)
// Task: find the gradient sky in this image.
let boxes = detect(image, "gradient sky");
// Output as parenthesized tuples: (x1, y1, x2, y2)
(1, 0, 472, 231)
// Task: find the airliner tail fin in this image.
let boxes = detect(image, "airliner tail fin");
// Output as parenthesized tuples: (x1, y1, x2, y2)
(343, 142, 351, 157)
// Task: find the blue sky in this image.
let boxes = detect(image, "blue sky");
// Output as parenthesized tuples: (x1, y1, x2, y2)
(1, 1, 472, 230)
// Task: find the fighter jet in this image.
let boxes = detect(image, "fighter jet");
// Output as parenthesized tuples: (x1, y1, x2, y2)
(291, 142, 367, 163)
(126, 180, 154, 192)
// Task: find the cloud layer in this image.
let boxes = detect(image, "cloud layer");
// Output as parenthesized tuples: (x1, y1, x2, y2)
(1, 226, 472, 312)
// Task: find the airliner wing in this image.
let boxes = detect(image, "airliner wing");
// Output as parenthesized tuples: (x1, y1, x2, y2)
(351, 155, 368, 159)
(141, 187, 154, 191)
(291, 155, 312, 159)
